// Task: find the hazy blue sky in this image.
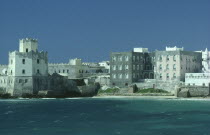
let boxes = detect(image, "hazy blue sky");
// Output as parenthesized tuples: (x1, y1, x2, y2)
(0, 0, 210, 64)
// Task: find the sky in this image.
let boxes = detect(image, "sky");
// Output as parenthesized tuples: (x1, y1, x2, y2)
(0, 0, 210, 64)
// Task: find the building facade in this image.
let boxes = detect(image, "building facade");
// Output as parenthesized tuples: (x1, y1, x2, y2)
(155, 47, 202, 82)
(110, 48, 154, 87)
(201, 48, 210, 73)
(49, 58, 109, 79)
(185, 73, 210, 86)
(184, 48, 210, 86)
(0, 38, 48, 96)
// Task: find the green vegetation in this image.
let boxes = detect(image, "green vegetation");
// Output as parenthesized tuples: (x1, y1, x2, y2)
(98, 88, 119, 94)
(135, 88, 169, 93)
(0, 93, 12, 99)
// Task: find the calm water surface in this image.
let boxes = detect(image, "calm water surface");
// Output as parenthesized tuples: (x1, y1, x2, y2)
(0, 97, 210, 135)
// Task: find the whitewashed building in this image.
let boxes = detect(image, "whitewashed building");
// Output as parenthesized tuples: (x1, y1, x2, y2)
(0, 38, 49, 96)
(185, 48, 210, 86)
(185, 73, 210, 86)
(155, 46, 202, 82)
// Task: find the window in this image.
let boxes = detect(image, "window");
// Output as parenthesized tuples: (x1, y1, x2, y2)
(133, 73, 135, 78)
(173, 73, 176, 78)
(37, 69, 40, 74)
(173, 55, 176, 61)
(141, 65, 143, 70)
(159, 64, 162, 70)
(125, 65, 129, 70)
(113, 74, 116, 79)
(166, 55, 169, 61)
(37, 59, 40, 64)
(112, 56, 116, 61)
(133, 56, 135, 61)
(119, 74, 122, 79)
(146, 57, 150, 62)
(125, 74, 129, 79)
(125, 56, 129, 61)
(119, 56, 123, 61)
(133, 65, 135, 70)
(25, 79, 28, 83)
(173, 64, 176, 70)
(137, 65, 139, 70)
(166, 64, 169, 70)
(11, 60, 13, 64)
(166, 73, 169, 79)
(63, 70, 65, 73)
(113, 65, 116, 70)
(22, 59, 25, 64)
(119, 65, 122, 70)
(137, 56, 139, 61)
(26, 48, 28, 52)
(22, 69, 25, 74)
(11, 70, 13, 75)
(67, 70, 69, 73)
(19, 79, 22, 83)
(159, 55, 162, 61)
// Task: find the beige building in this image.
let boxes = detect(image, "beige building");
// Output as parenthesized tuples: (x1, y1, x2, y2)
(155, 47, 202, 82)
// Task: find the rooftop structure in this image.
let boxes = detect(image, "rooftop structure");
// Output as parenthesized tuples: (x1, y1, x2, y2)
(166, 46, 184, 51)
(133, 48, 149, 53)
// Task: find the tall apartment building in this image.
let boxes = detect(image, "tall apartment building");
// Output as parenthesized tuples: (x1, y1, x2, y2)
(110, 48, 154, 87)
(155, 46, 202, 82)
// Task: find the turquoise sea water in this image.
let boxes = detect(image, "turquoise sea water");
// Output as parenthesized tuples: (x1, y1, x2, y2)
(1, 97, 210, 135)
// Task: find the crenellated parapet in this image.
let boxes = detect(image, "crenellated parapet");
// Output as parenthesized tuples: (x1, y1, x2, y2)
(49, 63, 69, 66)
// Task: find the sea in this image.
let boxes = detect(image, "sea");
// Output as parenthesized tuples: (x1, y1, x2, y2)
(0, 97, 210, 135)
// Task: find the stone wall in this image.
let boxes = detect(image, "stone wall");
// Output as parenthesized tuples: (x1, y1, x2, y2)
(134, 79, 183, 94)
(48, 73, 80, 96)
(176, 84, 210, 97)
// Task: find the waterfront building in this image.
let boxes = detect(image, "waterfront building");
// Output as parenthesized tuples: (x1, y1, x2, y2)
(185, 73, 210, 86)
(155, 46, 202, 82)
(184, 48, 210, 86)
(98, 61, 110, 73)
(0, 38, 48, 96)
(200, 48, 210, 73)
(110, 48, 154, 87)
(48, 58, 109, 79)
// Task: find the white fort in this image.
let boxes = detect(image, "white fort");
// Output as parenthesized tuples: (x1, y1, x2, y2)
(2, 38, 48, 96)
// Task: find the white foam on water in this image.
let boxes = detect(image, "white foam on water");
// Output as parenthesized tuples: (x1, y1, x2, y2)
(41, 98, 56, 99)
